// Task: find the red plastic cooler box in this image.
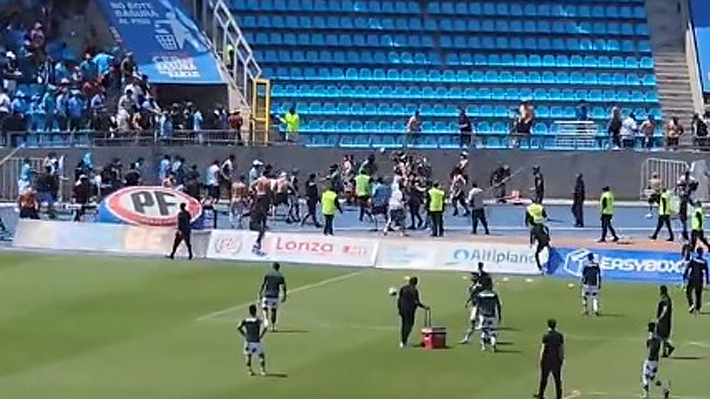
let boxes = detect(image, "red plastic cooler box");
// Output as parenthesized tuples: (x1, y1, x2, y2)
(421, 309, 447, 349)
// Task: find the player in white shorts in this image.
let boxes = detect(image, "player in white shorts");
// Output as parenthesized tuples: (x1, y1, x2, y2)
(580, 253, 602, 316)
(238, 304, 267, 376)
(259, 262, 287, 331)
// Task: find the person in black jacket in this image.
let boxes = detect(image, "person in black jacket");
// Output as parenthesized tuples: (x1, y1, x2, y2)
(397, 276, 429, 348)
(168, 203, 193, 260)
(571, 174, 585, 227)
(534, 319, 565, 399)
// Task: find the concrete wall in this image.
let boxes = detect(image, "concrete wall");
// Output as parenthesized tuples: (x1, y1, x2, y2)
(2, 146, 709, 200)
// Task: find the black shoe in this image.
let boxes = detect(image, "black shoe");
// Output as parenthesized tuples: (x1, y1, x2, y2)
(612, 237, 619, 242)
(667, 345, 675, 357)
(666, 238, 674, 242)
(596, 239, 606, 243)
(649, 235, 657, 240)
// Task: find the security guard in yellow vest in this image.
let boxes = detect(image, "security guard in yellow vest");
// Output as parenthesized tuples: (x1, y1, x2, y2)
(355, 172, 372, 222)
(525, 201, 547, 228)
(598, 186, 619, 242)
(282, 107, 300, 142)
(321, 184, 342, 236)
(427, 182, 446, 237)
(650, 188, 674, 241)
(691, 201, 710, 251)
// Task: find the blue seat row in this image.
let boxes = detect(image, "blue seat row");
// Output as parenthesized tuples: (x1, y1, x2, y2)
(251, 36, 651, 54)
(426, 3, 646, 19)
(276, 101, 661, 120)
(238, 15, 648, 36)
(259, 53, 654, 70)
(231, 0, 646, 20)
(268, 66, 655, 85)
(273, 84, 660, 102)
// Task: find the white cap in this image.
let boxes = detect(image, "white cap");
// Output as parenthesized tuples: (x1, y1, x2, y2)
(252, 159, 263, 166)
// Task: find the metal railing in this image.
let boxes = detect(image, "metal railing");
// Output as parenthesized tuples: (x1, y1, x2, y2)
(1, 129, 674, 151)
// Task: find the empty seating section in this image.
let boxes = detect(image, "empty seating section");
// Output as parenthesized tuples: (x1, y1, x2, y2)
(232, 0, 660, 148)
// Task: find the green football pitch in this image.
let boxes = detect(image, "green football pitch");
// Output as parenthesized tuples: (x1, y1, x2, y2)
(0, 252, 709, 399)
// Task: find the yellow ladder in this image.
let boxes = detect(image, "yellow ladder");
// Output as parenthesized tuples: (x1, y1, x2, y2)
(251, 78, 272, 145)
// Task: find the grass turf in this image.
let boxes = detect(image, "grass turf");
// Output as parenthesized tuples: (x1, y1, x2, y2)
(0, 252, 709, 398)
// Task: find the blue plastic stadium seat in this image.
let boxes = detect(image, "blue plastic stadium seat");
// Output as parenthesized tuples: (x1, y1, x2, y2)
(643, 75, 657, 86)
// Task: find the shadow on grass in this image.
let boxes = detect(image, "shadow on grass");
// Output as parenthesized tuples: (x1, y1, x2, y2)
(263, 373, 288, 378)
(671, 356, 704, 361)
(274, 329, 309, 334)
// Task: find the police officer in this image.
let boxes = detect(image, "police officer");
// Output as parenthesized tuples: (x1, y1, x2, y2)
(684, 247, 709, 314)
(397, 276, 429, 347)
(598, 186, 619, 243)
(427, 181, 446, 237)
(690, 201, 710, 251)
(534, 319, 564, 399)
(168, 203, 193, 260)
(650, 188, 674, 241)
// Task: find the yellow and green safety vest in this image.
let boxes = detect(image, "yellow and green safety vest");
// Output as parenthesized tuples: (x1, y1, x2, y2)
(600, 191, 614, 215)
(284, 112, 300, 133)
(322, 190, 338, 215)
(355, 174, 371, 197)
(428, 187, 445, 212)
(527, 203, 545, 224)
(659, 191, 672, 216)
(692, 206, 705, 231)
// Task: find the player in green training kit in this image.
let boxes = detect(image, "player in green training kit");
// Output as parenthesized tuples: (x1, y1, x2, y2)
(580, 253, 602, 316)
(470, 279, 502, 351)
(238, 304, 267, 376)
(460, 272, 483, 345)
(259, 262, 287, 332)
(642, 322, 670, 398)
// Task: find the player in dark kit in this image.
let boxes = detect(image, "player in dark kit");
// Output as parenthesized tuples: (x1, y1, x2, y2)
(684, 247, 709, 314)
(642, 322, 670, 399)
(259, 262, 287, 331)
(655, 286, 675, 357)
(535, 319, 564, 399)
(396, 276, 429, 347)
(168, 203, 193, 260)
(580, 253, 602, 316)
(237, 304, 267, 376)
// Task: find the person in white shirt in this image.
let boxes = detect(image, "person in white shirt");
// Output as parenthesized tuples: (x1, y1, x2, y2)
(468, 182, 489, 234)
(620, 113, 638, 149)
(206, 160, 221, 201)
(385, 180, 408, 236)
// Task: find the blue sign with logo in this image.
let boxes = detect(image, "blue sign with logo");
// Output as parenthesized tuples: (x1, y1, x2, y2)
(96, 0, 225, 84)
(691, 0, 710, 92)
(546, 247, 685, 283)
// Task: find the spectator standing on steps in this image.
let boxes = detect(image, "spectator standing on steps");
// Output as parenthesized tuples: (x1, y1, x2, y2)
(621, 112, 638, 149)
(607, 107, 623, 150)
(281, 107, 300, 143)
(665, 117, 683, 150)
(571, 174, 585, 228)
(458, 107, 473, 148)
(406, 110, 421, 146)
(640, 115, 656, 150)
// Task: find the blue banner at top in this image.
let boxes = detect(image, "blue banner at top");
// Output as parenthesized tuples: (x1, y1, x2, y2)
(546, 247, 685, 284)
(691, 0, 710, 93)
(97, 0, 225, 84)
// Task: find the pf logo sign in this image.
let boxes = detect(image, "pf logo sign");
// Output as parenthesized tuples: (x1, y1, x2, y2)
(104, 187, 202, 227)
(563, 248, 593, 277)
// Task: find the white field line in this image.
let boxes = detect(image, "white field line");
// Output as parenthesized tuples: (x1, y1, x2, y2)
(195, 271, 364, 322)
(584, 391, 710, 399)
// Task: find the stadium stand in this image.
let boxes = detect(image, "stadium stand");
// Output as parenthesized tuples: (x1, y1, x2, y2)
(232, 0, 664, 148)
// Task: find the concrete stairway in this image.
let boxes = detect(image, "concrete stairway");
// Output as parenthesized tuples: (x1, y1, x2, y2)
(645, 0, 698, 142)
